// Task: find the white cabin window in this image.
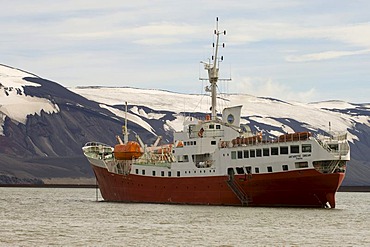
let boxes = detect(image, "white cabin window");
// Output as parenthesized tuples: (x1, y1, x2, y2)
(250, 150, 256, 158)
(255, 167, 260, 173)
(244, 150, 249, 158)
(209, 124, 214, 129)
(237, 151, 243, 159)
(216, 125, 221, 129)
(282, 165, 288, 171)
(256, 149, 262, 157)
(168, 171, 172, 177)
(267, 166, 273, 172)
(211, 141, 216, 145)
(152, 171, 156, 176)
(236, 167, 244, 174)
(231, 151, 236, 159)
(263, 148, 269, 156)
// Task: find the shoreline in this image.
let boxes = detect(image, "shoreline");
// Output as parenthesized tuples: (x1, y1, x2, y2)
(0, 184, 369, 192)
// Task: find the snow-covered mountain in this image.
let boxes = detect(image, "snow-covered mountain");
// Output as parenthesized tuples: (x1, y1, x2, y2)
(1, 64, 369, 185)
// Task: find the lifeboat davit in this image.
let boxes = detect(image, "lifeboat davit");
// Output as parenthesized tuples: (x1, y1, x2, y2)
(114, 141, 143, 160)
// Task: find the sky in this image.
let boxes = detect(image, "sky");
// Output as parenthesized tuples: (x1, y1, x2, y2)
(1, 0, 370, 103)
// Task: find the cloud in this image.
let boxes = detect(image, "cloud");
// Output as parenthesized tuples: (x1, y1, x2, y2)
(286, 49, 370, 62)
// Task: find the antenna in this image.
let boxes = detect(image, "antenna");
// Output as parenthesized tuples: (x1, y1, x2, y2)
(199, 17, 231, 120)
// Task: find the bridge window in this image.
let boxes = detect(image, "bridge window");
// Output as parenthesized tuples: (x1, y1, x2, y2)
(255, 167, 260, 173)
(267, 166, 273, 172)
(263, 148, 270, 156)
(282, 165, 288, 171)
(256, 149, 262, 157)
(280, 146, 288, 154)
(290, 145, 300, 153)
(302, 144, 312, 153)
(243, 150, 249, 158)
(250, 150, 256, 158)
(271, 147, 278, 155)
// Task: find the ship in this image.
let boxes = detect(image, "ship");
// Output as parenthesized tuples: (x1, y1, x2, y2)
(82, 19, 350, 208)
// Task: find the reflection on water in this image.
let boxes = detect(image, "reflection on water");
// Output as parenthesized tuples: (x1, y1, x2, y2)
(0, 188, 369, 246)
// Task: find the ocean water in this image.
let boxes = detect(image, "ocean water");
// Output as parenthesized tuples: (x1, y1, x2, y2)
(0, 188, 369, 246)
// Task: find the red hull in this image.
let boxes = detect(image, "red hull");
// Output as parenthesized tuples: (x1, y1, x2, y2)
(92, 165, 344, 208)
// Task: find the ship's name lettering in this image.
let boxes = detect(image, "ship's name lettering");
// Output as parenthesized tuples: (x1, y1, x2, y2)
(289, 154, 302, 159)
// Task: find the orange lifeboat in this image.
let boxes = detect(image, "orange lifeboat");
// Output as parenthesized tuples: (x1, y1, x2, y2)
(114, 141, 143, 160)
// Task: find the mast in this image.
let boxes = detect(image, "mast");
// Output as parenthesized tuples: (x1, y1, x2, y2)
(201, 17, 228, 120)
(124, 101, 128, 144)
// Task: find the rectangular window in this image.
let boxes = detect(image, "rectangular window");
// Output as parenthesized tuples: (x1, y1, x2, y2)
(211, 141, 216, 145)
(161, 171, 164, 176)
(263, 148, 270, 156)
(250, 150, 256, 158)
(243, 150, 249, 158)
(267, 166, 273, 172)
(280, 146, 288, 154)
(328, 144, 339, 151)
(231, 151, 236, 159)
(290, 145, 300, 154)
(255, 167, 260, 173)
(246, 166, 252, 174)
(209, 124, 214, 129)
(216, 125, 221, 129)
(142, 170, 145, 175)
(282, 165, 288, 171)
(295, 162, 308, 168)
(271, 147, 278, 155)
(177, 171, 180, 177)
(168, 171, 172, 177)
(256, 149, 262, 157)
(236, 167, 244, 174)
(152, 171, 156, 176)
(135, 169, 139, 174)
(237, 151, 243, 159)
(302, 144, 312, 153)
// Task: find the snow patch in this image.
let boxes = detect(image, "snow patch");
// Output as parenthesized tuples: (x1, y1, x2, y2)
(0, 65, 59, 134)
(99, 104, 156, 135)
